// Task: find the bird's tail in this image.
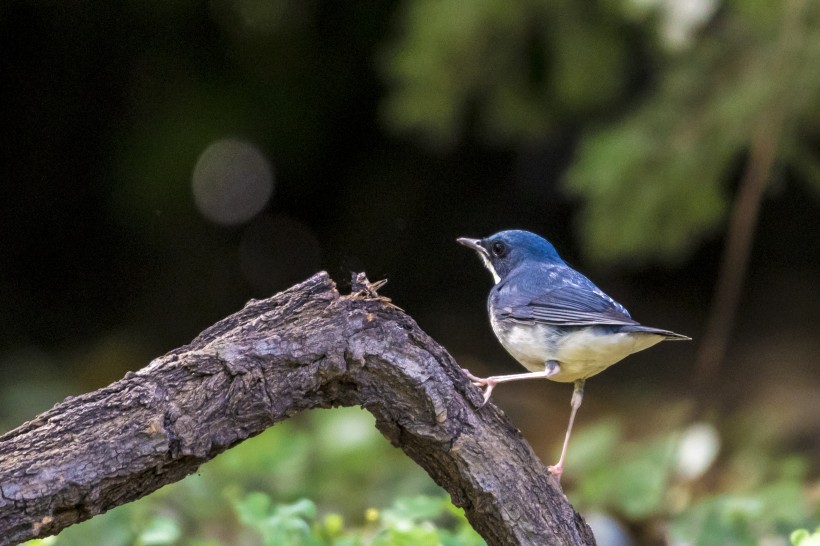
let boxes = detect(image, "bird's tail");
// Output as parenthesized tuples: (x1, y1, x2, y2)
(619, 324, 691, 340)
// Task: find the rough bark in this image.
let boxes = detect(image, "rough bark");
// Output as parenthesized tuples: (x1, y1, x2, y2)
(0, 272, 595, 546)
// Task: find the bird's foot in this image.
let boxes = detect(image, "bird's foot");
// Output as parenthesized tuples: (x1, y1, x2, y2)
(547, 463, 563, 481)
(461, 368, 484, 383)
(460, 369, 497, 407)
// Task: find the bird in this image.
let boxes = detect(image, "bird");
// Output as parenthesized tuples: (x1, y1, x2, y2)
(457, 230, 689, 479)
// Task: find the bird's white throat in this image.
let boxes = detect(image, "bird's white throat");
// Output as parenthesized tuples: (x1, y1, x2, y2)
(479, 252, 501, 284)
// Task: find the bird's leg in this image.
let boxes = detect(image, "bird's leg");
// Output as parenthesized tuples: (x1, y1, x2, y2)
(462, 361, 561, 407)
(548, 379, 585, 481)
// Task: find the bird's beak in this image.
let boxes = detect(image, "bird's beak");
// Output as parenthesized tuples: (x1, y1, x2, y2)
(457, 237, 488, 257)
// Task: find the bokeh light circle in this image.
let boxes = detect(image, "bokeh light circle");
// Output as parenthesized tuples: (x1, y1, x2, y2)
(192, 138, 274, 225)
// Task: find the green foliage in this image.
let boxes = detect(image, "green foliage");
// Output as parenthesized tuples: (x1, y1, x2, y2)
(19, 408, 818, 545)
(380, 0, 636, 147)
(669, 484, 809, 546)
(572, 421, 677, 518)
(382, 0, 820, 265)
(24, 493, 483, 546)
(567, 418, 818, 545)
(24, 492, 483, 546)
(231, 495, 322, 546)
(22, 408, 480, 546)
(226, 493, 484, 546)
(565, 0, 820, 265)
(372, 496, 485, 546)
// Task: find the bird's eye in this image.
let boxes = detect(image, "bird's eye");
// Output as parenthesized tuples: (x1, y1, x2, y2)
(491, 241, 506, 257)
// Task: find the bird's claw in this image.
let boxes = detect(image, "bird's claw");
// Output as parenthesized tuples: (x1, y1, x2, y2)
(461, 368, 496, 407)
(547, 464, 564, 481)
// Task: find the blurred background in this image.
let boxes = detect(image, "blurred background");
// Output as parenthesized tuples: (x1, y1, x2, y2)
(2, 0, 819, 544)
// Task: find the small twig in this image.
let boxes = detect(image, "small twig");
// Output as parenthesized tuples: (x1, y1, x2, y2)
(694, 0, 809, 394)
(348, 272, 403, 310)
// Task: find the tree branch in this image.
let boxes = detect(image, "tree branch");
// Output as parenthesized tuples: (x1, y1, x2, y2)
(0, 272, 595, 546)
(693, 0, 810, 395)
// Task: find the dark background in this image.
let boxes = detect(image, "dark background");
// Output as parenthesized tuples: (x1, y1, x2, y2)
(1, 1, 818, 544)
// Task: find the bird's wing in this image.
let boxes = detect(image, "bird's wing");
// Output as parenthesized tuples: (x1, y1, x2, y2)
(493, 264, 638, 327)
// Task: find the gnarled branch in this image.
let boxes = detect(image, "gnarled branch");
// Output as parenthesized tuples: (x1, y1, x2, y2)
(0, 272, 595, 546)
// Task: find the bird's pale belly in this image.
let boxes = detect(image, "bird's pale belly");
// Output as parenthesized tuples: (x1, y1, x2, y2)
(491, 319, 665, 383)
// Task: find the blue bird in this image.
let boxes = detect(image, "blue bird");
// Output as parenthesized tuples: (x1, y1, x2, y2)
(458, 230, 689, 478)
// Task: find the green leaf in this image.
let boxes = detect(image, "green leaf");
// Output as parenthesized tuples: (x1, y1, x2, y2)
(232, 491, 272, 527)
(791, 528, 820, 546)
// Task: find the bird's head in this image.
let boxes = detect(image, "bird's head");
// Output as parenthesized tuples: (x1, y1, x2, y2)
(457, 230, 565, 284)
